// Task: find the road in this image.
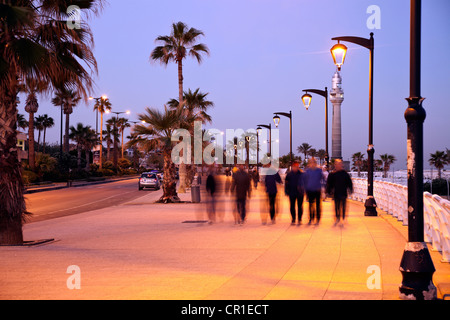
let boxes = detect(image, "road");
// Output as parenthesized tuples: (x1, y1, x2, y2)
(24, 178, 161, 223)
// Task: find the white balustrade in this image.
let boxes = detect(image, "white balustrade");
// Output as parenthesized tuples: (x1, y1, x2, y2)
(350, 178, 450, 262)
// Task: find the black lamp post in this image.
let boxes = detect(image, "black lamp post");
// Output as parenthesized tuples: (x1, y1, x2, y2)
(257, 123, 272, 159)
(273, 111, 292, 165)
(330, 32, 377, 216)
(256, 127, 261, 172)
(302, 88, 329, 166)
(399, 0, 436, 300)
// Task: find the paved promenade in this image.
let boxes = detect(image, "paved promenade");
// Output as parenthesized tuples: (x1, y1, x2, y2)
(0, 177, 448, 300)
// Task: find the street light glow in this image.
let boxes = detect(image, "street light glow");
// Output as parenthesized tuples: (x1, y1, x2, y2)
(302, 93, 312, 110)
(330, 42, 348, 71)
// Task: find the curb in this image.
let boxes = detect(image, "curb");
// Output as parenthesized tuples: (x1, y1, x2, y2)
(24, 175, 139, 194)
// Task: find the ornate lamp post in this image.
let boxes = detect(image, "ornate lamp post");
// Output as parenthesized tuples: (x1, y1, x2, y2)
(302, 88, 329, 166)
(257, 123, 272, 159)
(399, 0, 436, 300)
(330, 32, 377, 216)
(273, 111, 292, 166)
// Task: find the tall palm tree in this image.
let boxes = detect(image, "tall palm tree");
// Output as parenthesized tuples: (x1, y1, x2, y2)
(107, 116, 120, 169)
(69, 123, 87, 171)
(41, 114, 55, 154)
(317, 149, 327, 165)
(117, 117, 131, 158)
(352, 152, 365, 177)
(150, 21, 210, 193)
(23, 79, 47, 170)
(52, 88, 81, 153)
(380, 153, 397, 178)
(297, 143, 313, 161)
(0, 1, 100, 245)
(93, 97, 112, 169)
(34, 115, 45, 152)
(82, 127, 98, 171)
(129, 106, 194, 202)
(103, 123, 115, 161)
(429, 151, 449, 179)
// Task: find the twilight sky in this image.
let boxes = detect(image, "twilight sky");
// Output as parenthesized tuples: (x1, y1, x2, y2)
(18, 0, 450, 169)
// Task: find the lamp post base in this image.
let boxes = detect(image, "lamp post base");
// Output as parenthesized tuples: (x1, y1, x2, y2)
(364, 196, 378, 216)
(399, 242, 436, 300)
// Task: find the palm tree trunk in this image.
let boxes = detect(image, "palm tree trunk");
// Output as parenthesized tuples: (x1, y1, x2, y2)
(77, 145, 82, 171)
(0, 92, 26, 245)
(64, 113, 70, 153)
(85, 148, 90, 171)
(107, 140, 111, 161)
(160, 148, 178, 202)
(43, 128, 47, 154)
(99, 112, 103, 170)
(28, 112, 35, 171)
(177, 59, 187, 193)
(37, 129, 41, 153)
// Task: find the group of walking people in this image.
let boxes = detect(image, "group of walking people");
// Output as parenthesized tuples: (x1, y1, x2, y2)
(205, 157, 353, 226)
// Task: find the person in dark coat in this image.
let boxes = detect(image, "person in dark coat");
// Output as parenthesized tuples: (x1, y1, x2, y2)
(326, 159, 353, 225)
(230, 164, 252, 224)
(206, 167, 218, 224)
(304, 157, 325, 225)
(284, 161, 305, 225)
(264, 165, 282, 224)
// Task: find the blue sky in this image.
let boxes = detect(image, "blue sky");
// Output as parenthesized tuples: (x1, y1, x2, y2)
(18, 0, 450, 169)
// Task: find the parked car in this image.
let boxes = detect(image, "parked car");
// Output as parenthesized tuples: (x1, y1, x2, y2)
(150, 170, 163, 181)
(138, 172, 160, 190)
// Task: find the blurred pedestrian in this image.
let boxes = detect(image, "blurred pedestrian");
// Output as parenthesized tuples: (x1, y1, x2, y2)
(206, 166, 218, 224)
(304, 157, 325, 225)
(285, 161, 305, 225)
(252, 167, 260, 189)
(230, 164, 252, 224)
(326, 159, 353, 225)
(263, 165, 282, 224)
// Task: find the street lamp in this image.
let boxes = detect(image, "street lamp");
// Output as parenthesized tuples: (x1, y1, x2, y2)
(256, 127, 261, 173)
(257, 123, 272, 159)
(399, 0, 436, 300)
(273, 111, 292, 165)
(302, 88, 329, 166)
(330, 32, 377, 216)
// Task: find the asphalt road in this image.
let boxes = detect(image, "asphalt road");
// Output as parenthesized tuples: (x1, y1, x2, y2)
(24, 178, 161, 223)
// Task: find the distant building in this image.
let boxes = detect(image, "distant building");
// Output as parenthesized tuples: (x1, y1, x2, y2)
(17, 131, 28, 162)
(330, 70, 344, 160)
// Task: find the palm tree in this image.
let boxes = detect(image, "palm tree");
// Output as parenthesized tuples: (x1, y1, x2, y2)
(24, 79, 47, 170)
(51, 88, 81, 153)
(317, 149, 327, 165)
(351, 152, 365, 177)
(297, 143, 313, 161)
(380, 154, 397, 178)
(82, 127, 98, 171)
(150, 21, 210, 193)
(93, 97, 112, 169)
(117, 117, 131, 158)
(429, 151, 449, 179)
(41, 115, 55, 154)
(0, 1, 100, 245)
(103, 123, 115, 161)
(69, 123, 87, 171)
(168, 88, 214, 184)
(129, 106, 194, 203)
(17, 114, 29, 131)
(34, 115, 45, 152)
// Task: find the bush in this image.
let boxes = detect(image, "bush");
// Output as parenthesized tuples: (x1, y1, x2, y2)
(22, 170, 39, 185)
